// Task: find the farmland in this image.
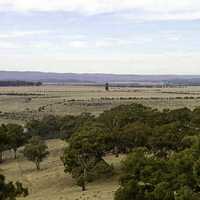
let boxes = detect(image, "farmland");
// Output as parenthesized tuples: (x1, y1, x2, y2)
(2, 85, 200, 200)
(0, 85, 200, 124)
(1, 139, 124, 200)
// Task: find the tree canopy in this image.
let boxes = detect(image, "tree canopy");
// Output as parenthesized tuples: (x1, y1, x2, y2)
(62, 122, 113, 191)
(0, 174, 28, 200)
(23, 136, 49, 170)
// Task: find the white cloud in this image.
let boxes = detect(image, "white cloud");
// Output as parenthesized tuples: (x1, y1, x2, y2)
(68, 41, 88, 48)
(0, 30, 50, 39)
(95, 41, 113, 48)
(0, 36, 148, 51)
(121, 11, 200, 21)
(0, 0, 200, 17)
(0, 41, 19, 48)
(66, 37, 152, 49)
(94, 37, 152, 48)
(1, 53, 200, 74)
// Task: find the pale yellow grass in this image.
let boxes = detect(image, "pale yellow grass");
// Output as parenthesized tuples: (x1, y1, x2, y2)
(1, 85, 200, 124)
(0, 139, 124, 200)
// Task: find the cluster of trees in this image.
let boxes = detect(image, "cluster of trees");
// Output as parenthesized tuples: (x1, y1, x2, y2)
(13, 103, 200, 194)
(0, 126, 49, 199)
(0, 123, 49, 171)
(0, 174, 28, 200)
(0, 113, 94, 167)
(3, 103, 200, 198)
(96, 104, 200, 199)
(61, 103, 200, 196)
(26, 113, 95, 139)
(115, 141, 200, 200)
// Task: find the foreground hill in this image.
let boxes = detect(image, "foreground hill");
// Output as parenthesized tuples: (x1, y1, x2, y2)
(1, 139, 123, 200)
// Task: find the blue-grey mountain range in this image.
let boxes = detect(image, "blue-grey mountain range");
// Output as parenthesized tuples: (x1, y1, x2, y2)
(1, 71, 200, 85)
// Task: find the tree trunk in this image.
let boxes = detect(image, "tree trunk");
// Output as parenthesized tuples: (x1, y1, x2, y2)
(0, 151, 3, 163)
(36, 161, 40, 170)
(81, 181, 86, 191)
(114, 146, 119, 157)
(14, 149, 17, 159)
(82, 168, 87, 191)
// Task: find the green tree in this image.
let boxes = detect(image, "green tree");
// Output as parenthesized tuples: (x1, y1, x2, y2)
(98, 103, 157, 156)
(120, 122, 152, 152)
(0, 125, 9, 163)
(166, 108, 192, 125)
(0, 174, 28, 200)
(59, 113, 95, 139)
(62, 123, 113, 191)
(115, 144, 200, 200)
(150, 122, 185, 157)
(105, 83, 109, 91)
(23, 137, 49, 170)
(26, 115, 60, 139)
(6, 124, 27, 159)
(175, 186, 199, 200)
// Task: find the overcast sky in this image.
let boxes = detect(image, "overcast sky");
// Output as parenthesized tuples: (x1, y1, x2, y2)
(0, 0, 200, 74)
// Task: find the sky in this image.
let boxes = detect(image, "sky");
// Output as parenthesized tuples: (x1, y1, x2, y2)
(0, 0, 200, 74)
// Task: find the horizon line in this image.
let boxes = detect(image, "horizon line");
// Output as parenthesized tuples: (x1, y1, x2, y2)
(1, 70, 200, 76)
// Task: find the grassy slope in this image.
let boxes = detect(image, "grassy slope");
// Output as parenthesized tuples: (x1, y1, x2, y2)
(0, 139, 124, 200)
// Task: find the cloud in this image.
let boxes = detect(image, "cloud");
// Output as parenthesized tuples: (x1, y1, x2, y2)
(94, 37, 152, 48)
(121, 11, 200, 21)
(67, 39, 123, 49)
(0, 41, 19, 49)
(66, 37, 152, 49)
(1, 53, 200, 74)
(68, 41, 89, 48)
(0, 30, 50, 39)
(0, 0, 200, 17)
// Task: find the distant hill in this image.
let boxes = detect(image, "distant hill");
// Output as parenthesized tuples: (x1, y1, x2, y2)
(0, 80, 42, 87)
(1, 71, 200, 86)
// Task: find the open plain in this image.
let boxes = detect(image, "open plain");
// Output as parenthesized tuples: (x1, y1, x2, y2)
(0, 85, 200, 124)
(1, 85, 200, 199)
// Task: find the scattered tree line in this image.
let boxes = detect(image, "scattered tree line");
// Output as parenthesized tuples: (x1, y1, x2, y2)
(0, 93, 43, 96)
(0, 81, 42, 87)
(2, 103, 200, 198)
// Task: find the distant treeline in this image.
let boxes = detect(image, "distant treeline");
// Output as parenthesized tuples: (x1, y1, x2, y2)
(0, 81, 42, 87)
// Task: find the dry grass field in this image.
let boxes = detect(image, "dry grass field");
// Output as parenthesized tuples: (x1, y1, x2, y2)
(0, 85, 200, 124)
(1, 139, 125, 200)
(2, 85, 200, 200)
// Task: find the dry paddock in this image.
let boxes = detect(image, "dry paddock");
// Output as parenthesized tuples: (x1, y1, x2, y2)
(0, 139, 125, 200)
